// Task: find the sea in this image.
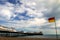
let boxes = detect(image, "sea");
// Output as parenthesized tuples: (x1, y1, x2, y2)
(18, 34, 60, 38)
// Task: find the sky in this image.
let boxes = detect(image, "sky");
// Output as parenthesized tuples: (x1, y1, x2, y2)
(0, 0, 60, 34)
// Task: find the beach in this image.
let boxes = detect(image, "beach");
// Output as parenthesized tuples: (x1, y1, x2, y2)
(0, 35, 60, 40)
(0, 37, 60, 40)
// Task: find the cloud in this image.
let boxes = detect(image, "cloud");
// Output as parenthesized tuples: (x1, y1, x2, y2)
(0, 0, 60, 34)
(10, 0, 60, 34)
(15, 0, 47, 18)
(43, 0, 60, 19)
(0, 2, 14, 20)
(28, 18, 46, 26)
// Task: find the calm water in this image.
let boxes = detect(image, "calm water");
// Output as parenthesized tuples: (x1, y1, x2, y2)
(18, 34, 60, 38)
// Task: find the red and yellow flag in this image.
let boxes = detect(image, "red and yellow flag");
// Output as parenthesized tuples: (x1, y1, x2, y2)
(48, 17, 55, 23)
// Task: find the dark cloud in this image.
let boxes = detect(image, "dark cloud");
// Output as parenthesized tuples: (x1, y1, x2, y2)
(43, 3, 60, 20)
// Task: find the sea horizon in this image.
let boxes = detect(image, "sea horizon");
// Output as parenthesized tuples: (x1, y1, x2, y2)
(17, 34, 60, 38)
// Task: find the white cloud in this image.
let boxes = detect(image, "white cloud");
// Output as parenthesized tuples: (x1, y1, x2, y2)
(5, 17, 46, 29)
(15, 4, 26, 13)
(56, 19, 60, 27)
(0, 2, 14, 20)
(1, 9, 12, 19)
(28, 18, 46, 26)
(16, 0, 49, 18)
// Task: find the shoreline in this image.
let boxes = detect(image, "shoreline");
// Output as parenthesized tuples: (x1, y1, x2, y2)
(0, 37, 60, 40)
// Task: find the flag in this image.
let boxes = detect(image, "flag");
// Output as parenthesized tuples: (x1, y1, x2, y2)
(48, 17, 55, 23)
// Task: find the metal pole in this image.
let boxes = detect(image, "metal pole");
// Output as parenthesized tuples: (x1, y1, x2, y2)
(54, 17, 58, 40)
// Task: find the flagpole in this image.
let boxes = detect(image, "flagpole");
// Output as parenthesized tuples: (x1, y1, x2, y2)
(54, 17, 58, 40)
